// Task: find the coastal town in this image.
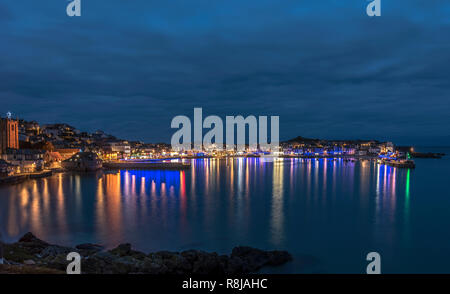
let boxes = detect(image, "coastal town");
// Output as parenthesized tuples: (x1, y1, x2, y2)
(0, 113, 442, 182)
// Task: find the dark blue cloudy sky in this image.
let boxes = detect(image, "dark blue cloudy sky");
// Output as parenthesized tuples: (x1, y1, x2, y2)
(1, 0, 449, 145)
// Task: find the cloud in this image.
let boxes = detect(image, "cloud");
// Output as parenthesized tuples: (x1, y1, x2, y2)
(0, 3, 13, 22)
(0, 1, 449, 144)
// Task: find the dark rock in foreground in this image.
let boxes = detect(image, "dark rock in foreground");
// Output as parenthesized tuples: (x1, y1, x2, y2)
(231, 246, 293, 272)
(3, 232, 292, 274)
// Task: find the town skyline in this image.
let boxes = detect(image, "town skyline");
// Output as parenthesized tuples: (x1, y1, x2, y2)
(2, 112, 435, 147)
(2, 111, 424, 180)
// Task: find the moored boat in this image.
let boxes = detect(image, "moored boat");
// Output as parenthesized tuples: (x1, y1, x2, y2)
(61, 152, 102, 171)
(380, 159, 415, 169)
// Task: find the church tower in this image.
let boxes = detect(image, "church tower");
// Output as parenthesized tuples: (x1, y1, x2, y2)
(0, 113, 19, 154)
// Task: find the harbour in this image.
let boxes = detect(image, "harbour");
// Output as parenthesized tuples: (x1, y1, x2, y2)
(1, 150, 450, 273)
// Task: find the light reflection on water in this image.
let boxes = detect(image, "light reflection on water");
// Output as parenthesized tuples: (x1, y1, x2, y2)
(1, 156, 450, 273)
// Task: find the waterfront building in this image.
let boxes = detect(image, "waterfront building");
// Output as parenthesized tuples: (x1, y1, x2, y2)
(54, 148, 80, 161)
(101, 150, 119, 161)
(368, 147, 381, 154)
(357, 150, 368, 156)
(0, 149, 45, 173)
(106, 141, 131, 158)
(44, 151, 63, 168)
(61, 152, 102, 171)
(379, 142, 394, 153)
(0, 159, 15, 177)
(343, 147, 356, 155)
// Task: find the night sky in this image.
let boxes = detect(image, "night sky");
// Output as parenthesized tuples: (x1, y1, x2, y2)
(1, 1, 449, 145)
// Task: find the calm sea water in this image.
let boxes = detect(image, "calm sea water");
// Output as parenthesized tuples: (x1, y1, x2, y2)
(1, 148, 449, 273)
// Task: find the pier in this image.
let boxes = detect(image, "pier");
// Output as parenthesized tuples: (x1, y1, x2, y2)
(379, 159, 416, 169)
(0, 170, 53, 185)
(103, 161, 191, 170)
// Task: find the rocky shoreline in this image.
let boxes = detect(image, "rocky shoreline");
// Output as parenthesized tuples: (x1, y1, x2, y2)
(0, 233, 292, 274)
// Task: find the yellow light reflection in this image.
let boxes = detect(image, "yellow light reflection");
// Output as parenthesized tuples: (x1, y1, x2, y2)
(271, 160, 284, 246)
